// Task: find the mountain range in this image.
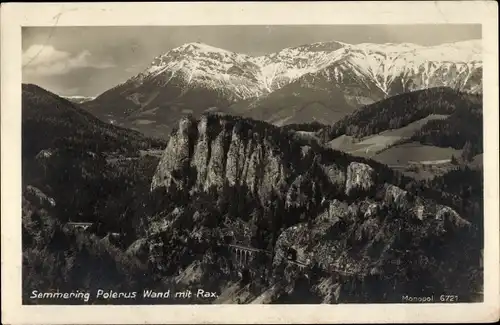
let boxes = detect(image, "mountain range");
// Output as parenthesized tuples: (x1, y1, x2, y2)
(83, 39, 482, 138)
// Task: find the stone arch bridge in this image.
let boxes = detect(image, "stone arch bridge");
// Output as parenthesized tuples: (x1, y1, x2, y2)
(227, 244, 270, 267)
(65, 222, 93, 231)
(226, 244, 359, 276)
(227, 243, 309, 271)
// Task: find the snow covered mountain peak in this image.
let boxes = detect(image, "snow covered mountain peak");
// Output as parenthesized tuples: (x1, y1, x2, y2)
(61, 95, 96, 104)
(87, 38, 482, 138)
(173, 42, 236, 55)
(135, 39, 480, 96)
(95, 38, 482, 118)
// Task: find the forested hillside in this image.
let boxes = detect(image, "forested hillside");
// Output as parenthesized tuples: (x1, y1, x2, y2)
(321, 87, 481, 145)
(410, 97, 482, 156)
(22, 84, 167, 303)
(22, 84, 165, 158)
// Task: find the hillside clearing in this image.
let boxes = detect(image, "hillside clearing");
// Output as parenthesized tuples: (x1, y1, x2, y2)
(373, 142, 462, 166)
(327, 114, 449, 158)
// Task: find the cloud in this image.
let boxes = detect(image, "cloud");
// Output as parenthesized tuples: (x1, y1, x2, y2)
(22, 44, 115, 76)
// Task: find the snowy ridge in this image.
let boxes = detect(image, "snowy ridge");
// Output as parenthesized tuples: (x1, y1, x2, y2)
(61, 95, 96, 104)
(94, 39, 482, 108)
(126, 42, 264, 100)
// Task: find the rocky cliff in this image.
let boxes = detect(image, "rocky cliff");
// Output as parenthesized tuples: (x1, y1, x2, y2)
(151, 114, 389, 201)
(151, 115, 290, 202)
(144, 114, 481, 304)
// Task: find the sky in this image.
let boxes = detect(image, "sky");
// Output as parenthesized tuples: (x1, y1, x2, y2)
(22, 25, 481, 97)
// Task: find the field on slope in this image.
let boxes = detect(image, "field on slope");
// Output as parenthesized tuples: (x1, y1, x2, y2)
(372, 142, 462, 180)
(327, 114, 449, 158)
(373, 142, 461, 165)
(321, 87, 482, 180)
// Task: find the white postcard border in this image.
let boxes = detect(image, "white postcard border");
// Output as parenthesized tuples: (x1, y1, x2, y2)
(1, 2, 498, 324)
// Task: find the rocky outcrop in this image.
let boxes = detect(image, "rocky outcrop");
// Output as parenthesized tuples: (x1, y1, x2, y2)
(285, 175, 308, 209)
(345, 162, 375, 196)
(317, 199, 350, 222)
(24, 185, 56, 208)
(151, 116, 395, 217)
(258, 139, 288, 200)
(273, 186, 471, 280)
(205, 120, 230, 192)
(151, 116, 194, 191)
(273, 223, 311, 266)
(191, 116, 211, 189)
(383, 184, 410, 210)
(225, 122, 247, 187)
(320, 163, 346, 193)
(363, 202, 380, 219)
(35, 149, 57, 160)
(436, 205, 471, 228)
(151, 116, 289, 202)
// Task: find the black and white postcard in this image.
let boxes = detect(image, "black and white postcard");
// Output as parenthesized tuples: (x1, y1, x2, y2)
(1, 2, 498, 324)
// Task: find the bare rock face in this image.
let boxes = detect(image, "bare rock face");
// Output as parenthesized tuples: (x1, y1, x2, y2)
(225, 124, 247, 187)
(285, 175, 307, 209)
(300, 145, 312, 159)
(191, 115, 210, 189)
(317, 199, 349, 222)
(320, 163, 346, 193)
(35, 148, 57, 160)
(25, 185, 56, 208)
(259, 140, 288, 200)
(151, 116, 194, 191)
(273, 223, 310, 266)
(244, 138, 264, 194)
(126, 238, 148, 258)
(204, 121, 229, 192)
(363, 202, 380, 219)
(345, 162, 375, 196)
(384, 184, 410, 210)
(435, 205, 471, 229)
(152, 116, 288, 202)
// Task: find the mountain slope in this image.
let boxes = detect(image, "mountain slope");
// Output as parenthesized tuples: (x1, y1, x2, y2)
(22, 83, 166, 229)
(230, 70, 375, 126)
(320, 87, 481, 142)
(22, 83, 164, 158)
(84, 40, 482, 138)
(319, 87, 482, 180)
(22, 84, 171, 303)
(409, 93, 482, 154)
(133, 113, 483, 303)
